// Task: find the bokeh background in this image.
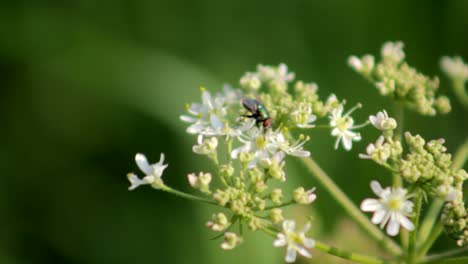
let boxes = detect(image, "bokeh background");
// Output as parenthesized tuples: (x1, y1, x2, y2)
(1, 0, 467, 263)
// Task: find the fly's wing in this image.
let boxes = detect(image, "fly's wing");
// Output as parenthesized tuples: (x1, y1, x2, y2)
(241, 98, 259, 113)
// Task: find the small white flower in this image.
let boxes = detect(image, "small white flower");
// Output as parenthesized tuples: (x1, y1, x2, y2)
(192, 135, 218, 155)
(348, 55, 374, 74)
(381, 41, 405, 63)
(358, 136, 391, 164)
(220, 232, 241, 250)
(290, 102, 317, 128)
(293, 187, 317, 205)
(360, 181, 414, 236)
(260, 152, 286, 181)
(369, 110, 397, 130)
(269, 132, 310, 157)
(180, 87, 244, 136)
(257, 63, 295, 83)
(127, 153, 168, 190)
(273, 220, 315, 263)
(329, 105, 361, 151)
(187, 172, 212, 193)
(440, 56, 468, 82)
(231, 128, 278, 168)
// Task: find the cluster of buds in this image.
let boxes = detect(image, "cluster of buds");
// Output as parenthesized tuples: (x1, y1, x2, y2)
(349, 41, 451, 116)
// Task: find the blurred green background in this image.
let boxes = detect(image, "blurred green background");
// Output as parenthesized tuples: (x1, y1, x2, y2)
(1, 0, 467, 263)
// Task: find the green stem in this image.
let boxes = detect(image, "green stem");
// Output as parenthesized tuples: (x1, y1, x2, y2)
(452, 80, 468, 110)
(263, 200, 295, 210)
(453, 137, 468, 170)
(417, 221, 443, 258)
(161, 185, 218, 205)
(300, 156, 402, 256)
(417, 199, 444, 246)
(314, 241, 391, 264)
(407, 189, 423, 263)
(392, 102, 404, 188)
(421, 247, 468, 263)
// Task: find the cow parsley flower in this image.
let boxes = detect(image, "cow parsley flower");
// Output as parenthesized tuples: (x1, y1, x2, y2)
(273, 220, 315, 263)
(360, 181, 414, 236)
(329, 105, 362, 151)
(127, 153, 168, 190)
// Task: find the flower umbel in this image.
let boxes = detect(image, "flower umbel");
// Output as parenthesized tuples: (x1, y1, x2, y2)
(127, 153, 168, 190)
(360, 181, 414, 236)
(273, 220, 315, 263)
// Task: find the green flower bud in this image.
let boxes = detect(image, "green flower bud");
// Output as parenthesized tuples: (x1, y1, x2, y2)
(270, 208, 284, 224)
(221, 232, 241, 250)
(206, 212, 230, 231)
(270, 188, 283, 204)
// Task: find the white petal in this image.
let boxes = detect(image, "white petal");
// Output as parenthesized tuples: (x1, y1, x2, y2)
(370, 181, 383, 195)
(156, 153, 165, 167)
(135, 153, 153, 175)
(303, 238, 315, 248)
(285, 248, 297, 263)
(273, 234, 287, 247)
(210, 114, 224, 130)
(180, 115, 197, 123)
(342, 137, 352, 150)
(386, 217, 400, 236)
(127, 173, 144, 191)
(201, 91, 213, 108)
(283, 220, 296, 232)
(290, 149, 310, 157)
(300, 222, 311, 233)
(397, 214, 414, 231)
(371, 209, 387, 224)
(360, 198, 380, 212)
(297, 247, 312, 258)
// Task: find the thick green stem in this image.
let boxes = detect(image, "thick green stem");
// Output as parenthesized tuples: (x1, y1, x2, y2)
(417, 199, 444, 245)
(421, 247, 468, 263)
(392, 102, 404, 188)
(161, 185, 217, 205)
(417, 221, 444, 258)
(315, 241, 391, 264)
(407, 189, 423, 263)
(452, 80, 468, 110)
(300, 157, 402, 256)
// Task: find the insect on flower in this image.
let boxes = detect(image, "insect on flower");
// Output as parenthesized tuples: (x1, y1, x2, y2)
(241, 98, 272, 129)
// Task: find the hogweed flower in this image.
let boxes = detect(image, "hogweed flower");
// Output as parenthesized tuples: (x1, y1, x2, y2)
(127, 153, 168, 190)
(440, 56, 468, 83)
(221, 232, 242, 250)
(369, 110, 397, 131)
(290, 101, 317, 128)
(360, 181, 414, 236)
(293, 187, 317, 205)
(329, 104, 362, 150)
(359, 136, 391, 164)
(187, 172, 212, 194)
(206, 212, 230, 231)
(273, 220, 315, 263)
